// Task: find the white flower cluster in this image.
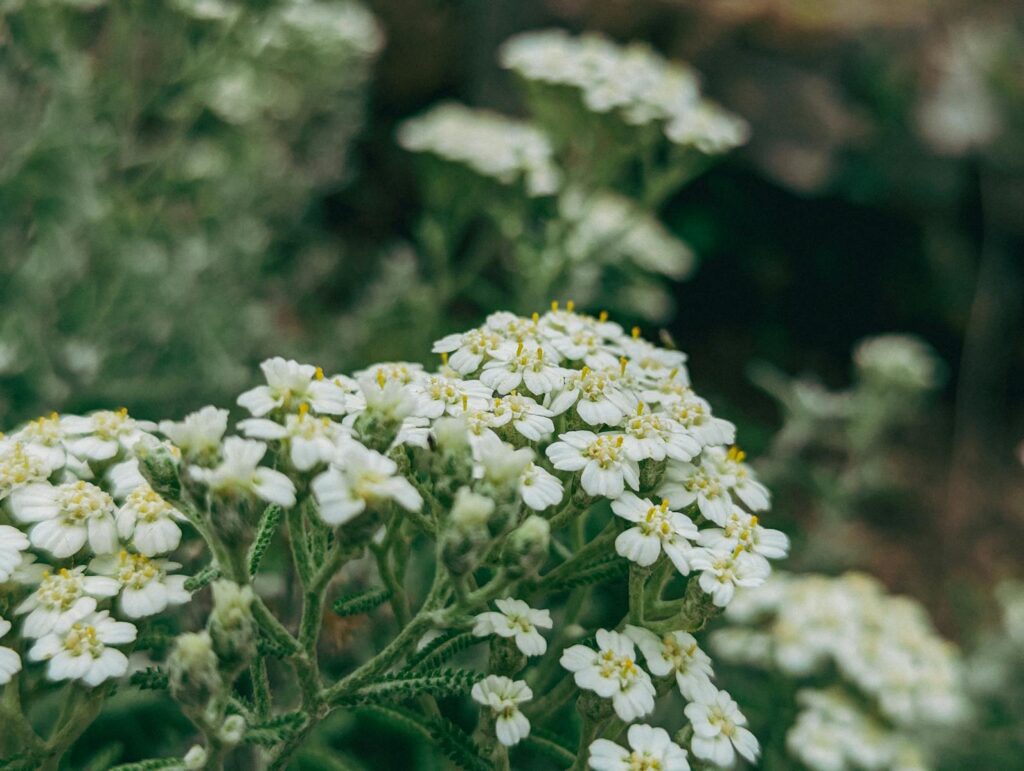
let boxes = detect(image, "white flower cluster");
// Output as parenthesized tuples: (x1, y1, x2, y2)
(500, 29, 749, 153)
(397, 102, 561, 197)
(0, 411, 193, 687)
(560, 188, 695, 280)
(853, 334, 944, 392)
(713, 572, 968, 770)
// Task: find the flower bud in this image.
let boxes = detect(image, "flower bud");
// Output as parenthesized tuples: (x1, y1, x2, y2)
(183, 745, 208, 770)
(503, 515, 550, 576)
(136, 435, 182, 501)
(450, 487, 494, 533)
(168, 631, 221, 710)
(208, 580, 256, 672)
(218, 714, 246, 746)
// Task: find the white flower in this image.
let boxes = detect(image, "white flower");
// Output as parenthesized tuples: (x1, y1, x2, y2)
(545, 319, 622, 370)
(550, 366, 636, 426)
(90, 551, 191, 619)
(611, 493, 699, 571)
(0, 617, 22, 685)
(625, 625, 714, 700)
(706, 446, 770, 512)
(106, 458, 148, 500)
(690, 546, 771, 607)
(236, 357, 348, 416)
(658, 458, 734, 525)
(411, 372, 492, 419)
(589, 724, 690, 771)
(10, 480, 119, 558)
(11, 412, 69, 470)
(352, 370, 420, 424)
(561, 629, 656, 721)
(489, 392, 555, 442)
(116, 485, 187, 556)
(29, 611, 137, 687)
(189, 437, 296, 508)
(546, 431, 639, 498)
(61, 408, 157, 461)
(620, 404, 700, 462)
(473, 598, 552, 656)
(238, 405, 348, 471)
(697, 509, 789, 561)
(0, 524, 30, 582)
(0, 439, 54, 501)
(311, 441, 422, 526)
(481, 341, 566, 395)
(16, 566, 120, 638)
(663, 392, 735, 447)
(471, 675, 533, 747)
(159, 406, 229, 460)
(473, 433, 535, 487)
(432, 327, 504, 375)
(518, 462, 563, 511)
(685, 688, 760, 766)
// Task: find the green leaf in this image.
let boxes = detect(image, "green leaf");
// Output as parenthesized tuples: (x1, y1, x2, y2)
(541, 554, 629, 593)
(331, 587, 391, 618)
(108, 759, 185, 771)
(248, 504, 283, 576)
(405, 629, 479, 671)
(243, 711, 308, 747)
(525, 728, 575, 767)
(337, 668, 483, 705)
(184, 563, 220, 592)
(356, 705, 489, 771)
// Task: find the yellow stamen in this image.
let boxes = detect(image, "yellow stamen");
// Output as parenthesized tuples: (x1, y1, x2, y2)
(631, 326, 641, 339)
(461, 395, 468, 412)
(750, 516, 759, 527)
(551, 300, 559, 311)
(440, 351, 449, 365)
(117, 407, 128, 417)
(376, 370, 386, 389)
(566, 300, 575, 312)
(298, 402, 310, 418)
(314, 366, 324, 381)
(516, 340, 523, 356)
(580, 366, 590, 378)
(732, 544, 744, 559)
(637, 402, 645, 415)
(615, 436, 624, 447)
(620, 356, 628, 375)
(531, 311, 539, 323)
(599, 310, 608, 322)
(660, 499, 669, 511)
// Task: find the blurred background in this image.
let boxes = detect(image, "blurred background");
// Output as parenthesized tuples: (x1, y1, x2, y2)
(1, 0, 1022, 767)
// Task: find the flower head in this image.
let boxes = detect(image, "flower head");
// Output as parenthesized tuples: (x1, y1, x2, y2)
(471, 675, 533, 747)
(10, 481, 119, 558)
(546, 431, 639, 499)
(189, 437, 296, 508)
(561, 629, 656, 721)
(16, 566, 119, 638)
(589, 724, 690, 771)
(29, 611, 137, 687)
(237, 357, 348, 417)
(311, 441, 422, 526)
(90, 551, 191, 618)
(685, 687, 759, 766)
(473, 598, 552, 656)
(626, 625, 714, 700)
(611, 493, 699, 572)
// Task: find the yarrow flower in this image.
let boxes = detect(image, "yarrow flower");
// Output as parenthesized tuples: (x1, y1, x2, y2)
(684, 687, 760, 766)
(236, 357, 348, 417)
(561, 629, 656, 721)
(689, 544, 771, 607)
(90, 551, 191, 619)
(589, 724, 691, 771)
(626, 625, 714, 700)
(116, 485, 187, 556)
(159, 406, 229, 461)
(28, 610, 137, 687)
(473, 598, 552, 656)
(239, 404, 348, 471)
(311, 441, 422, 526)
(611, 493, 699, 572)
(11, 480, 119, 558)
(189, 437, 296, 508)
(546, 431, 639, 498)
(16, 566, 119, 638)
(0, 439, 53, 501)
(61, 408, 157, 461)
(471, 675, 533, 747)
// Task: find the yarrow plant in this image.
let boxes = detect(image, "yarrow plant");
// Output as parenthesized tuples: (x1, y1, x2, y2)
(0, 304, 787, 769)
(711, 572, 968, 770)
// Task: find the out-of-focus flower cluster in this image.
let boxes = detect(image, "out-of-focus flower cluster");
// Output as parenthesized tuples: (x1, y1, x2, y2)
(500, 29, 749, 154)
(396, 31, 747, 325)
(0, 0, 382, 425)
(712, 572, 968, 770)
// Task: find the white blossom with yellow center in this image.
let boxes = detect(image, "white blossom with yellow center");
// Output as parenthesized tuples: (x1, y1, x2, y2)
(28, 611, 137, 687)
(90, 551, 190, 619)
(0, 439, 52, 501)
(561, 629, 656, 721)
(473, 598, 552, 656)
(10, 480, 118, 558)
(15, 566, 119, 638)
(589, 724, 691, 771)
(62, 408, 157, 461)
(546, 430, 639, 499)
(611, 493, 699, 572)
(116, 485, 187, 556)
